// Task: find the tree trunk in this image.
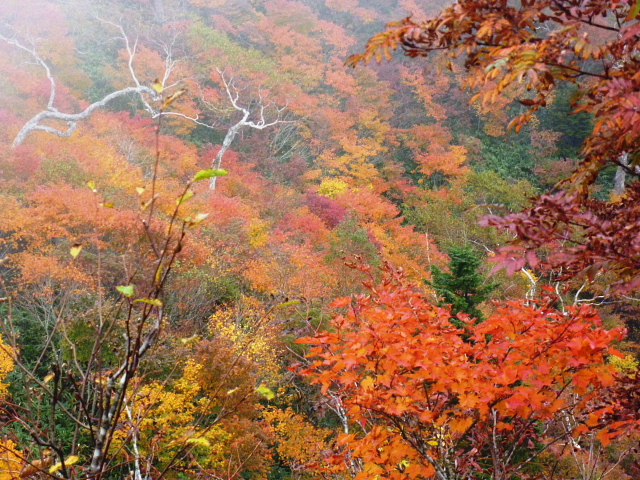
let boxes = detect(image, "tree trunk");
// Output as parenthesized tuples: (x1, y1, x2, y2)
(613, 152, 630, 197)
(153, 0, 165, 24)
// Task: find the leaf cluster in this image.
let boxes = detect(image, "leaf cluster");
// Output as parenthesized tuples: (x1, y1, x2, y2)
(300, 266, 624, 479)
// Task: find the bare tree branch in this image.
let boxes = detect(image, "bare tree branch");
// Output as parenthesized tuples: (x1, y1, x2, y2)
(0, 31, 158, 147)
(3, 28, 295, 193)
(13, 85, 157, 147)
(209, 68, 292, 190)
(3, 22, 209, 148)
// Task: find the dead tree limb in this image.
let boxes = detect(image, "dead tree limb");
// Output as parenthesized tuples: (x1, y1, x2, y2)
(209, 68, 290, 190)
(0, 32, 157, 147)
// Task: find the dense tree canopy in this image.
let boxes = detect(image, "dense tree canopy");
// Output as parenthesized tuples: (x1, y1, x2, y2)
(350, 0, 640, 294)
(0, 0, 639, 479)
(350, 0, 640, 181)
(301, 266, 624, 480)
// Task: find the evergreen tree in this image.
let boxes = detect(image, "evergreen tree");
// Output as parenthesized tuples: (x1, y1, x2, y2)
(429, 246, 500, 324)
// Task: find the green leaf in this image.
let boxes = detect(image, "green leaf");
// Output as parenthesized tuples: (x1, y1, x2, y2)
(627, 0, 640, 21)
(150, 78, 163, 94)
(134, 298, 163, 307)
(484, 57, 508, 73)
(256, 384, 275, 400)
(155, 266, 164, 286)
(275, 300, 301, 308)
(116, 285, 135, 297)
(176, 190, 194, 205)
(193, 169, 228, 182)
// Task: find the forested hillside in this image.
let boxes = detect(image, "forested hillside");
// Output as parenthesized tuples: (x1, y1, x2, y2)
(0, 0, 639, 479)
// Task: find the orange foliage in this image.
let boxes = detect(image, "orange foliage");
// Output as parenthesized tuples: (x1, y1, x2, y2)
(301, 267, 625, 479)
(400, 124, 469, 178)
(400, 66, 448, 121)
(263, 407, 332, 476)
(245, 243, 337, 299)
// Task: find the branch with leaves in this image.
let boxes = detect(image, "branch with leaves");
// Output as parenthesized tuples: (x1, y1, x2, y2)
(299, 265, 625, 480)
(0, 93, 228, 479)
(348, 0, 640, 192)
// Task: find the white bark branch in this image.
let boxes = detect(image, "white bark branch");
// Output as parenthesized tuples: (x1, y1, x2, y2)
(13, 86, 157, 147)
(520, 268, 537, 303)
(209, 68, 292, 190)
(3, 30, 295, 184)
(1, 31, 158, 147)
(0, 33, 56, 111)
(612, 151, 640, 197)
(93, 21, 212, 127)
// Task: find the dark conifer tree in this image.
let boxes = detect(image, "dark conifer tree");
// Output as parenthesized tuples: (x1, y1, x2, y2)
(429, 246, 499, 324)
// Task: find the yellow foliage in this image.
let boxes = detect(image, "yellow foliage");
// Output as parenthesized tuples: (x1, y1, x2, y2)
(0, 335, 14, 397)
(112, 360, 231, 473)
(185, 437, 211, 448)
(263, 407, 331, 474)
(0, 440, 22, 480)
(609, 354, 639, 378)
(317, 178, 348, 198)
(248, 219, 270, 248)
(209, 296, 282, 384)
(450, 145, 468, 165)
(519, 268, 538, 283)
(49, 455, 80, 474)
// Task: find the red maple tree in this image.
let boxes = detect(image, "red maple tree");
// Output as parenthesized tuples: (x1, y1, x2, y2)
(300, 265, 625, 480)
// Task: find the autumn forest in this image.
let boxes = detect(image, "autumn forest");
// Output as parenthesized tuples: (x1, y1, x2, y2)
(0, 0, 639, 479)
